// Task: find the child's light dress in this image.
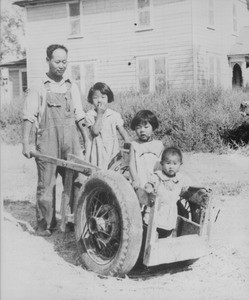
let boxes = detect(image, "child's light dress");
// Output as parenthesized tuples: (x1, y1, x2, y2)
(131, 139, 164, 188)
(148, 170, 193, 230)
(84, 108, 123, 169)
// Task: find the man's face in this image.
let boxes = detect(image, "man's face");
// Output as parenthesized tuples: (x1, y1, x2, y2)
(47, 48, 68, 77)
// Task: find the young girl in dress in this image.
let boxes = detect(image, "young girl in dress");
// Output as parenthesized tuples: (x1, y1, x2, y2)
(84, 82, 130, 169)
(129, 110, 164, 191)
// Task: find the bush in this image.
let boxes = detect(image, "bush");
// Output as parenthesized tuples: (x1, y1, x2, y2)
(110, 85, 248, 152)
(0, 96, 24, 144)
(1, 86, 248, 152)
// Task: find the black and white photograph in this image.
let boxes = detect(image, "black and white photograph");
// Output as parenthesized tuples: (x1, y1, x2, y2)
(1, 0, 249, 299)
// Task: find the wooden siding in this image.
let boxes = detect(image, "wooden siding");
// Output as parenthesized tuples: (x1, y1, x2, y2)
(25, 0, 193, 92)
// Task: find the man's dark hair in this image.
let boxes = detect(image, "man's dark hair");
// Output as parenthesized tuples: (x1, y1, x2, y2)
(46, 44, 68, 59)
(161, 146, 183, 164)
(131, 110, 159, 131)
(87, 82, 114, 103)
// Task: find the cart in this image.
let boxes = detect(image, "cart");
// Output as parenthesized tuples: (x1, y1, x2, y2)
(31, 149, 212, 277)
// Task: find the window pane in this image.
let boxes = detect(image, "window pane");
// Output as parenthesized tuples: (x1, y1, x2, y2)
(208, 0, 214, 26)
(21, 71, 27, 92)
(155, 57, 165, 75)
(139, 59, 149, 77)
(209, 56, 214, 73)
(139, 77, 150, 93)
(139, 11, 150, 26)
(70, 19, 80, 35)
(209, 11, 214, 26)
(69, 3, 80, 17)
(155, 75, 166, 93)
(233, 3, 236, 15)
(84, 63, 95, 93)
(71, 65, 81, 88)
(138, 0, 150, 9)
(216, 57, 221, 85)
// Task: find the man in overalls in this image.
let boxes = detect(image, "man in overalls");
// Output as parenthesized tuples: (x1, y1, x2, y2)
(22, 44, 89, 236)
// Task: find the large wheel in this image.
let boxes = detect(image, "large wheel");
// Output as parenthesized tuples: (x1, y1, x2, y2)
(75, 170, 143, 276)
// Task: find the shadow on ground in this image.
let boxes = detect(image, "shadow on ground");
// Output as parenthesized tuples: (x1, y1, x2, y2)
(3, 199, 196, 281)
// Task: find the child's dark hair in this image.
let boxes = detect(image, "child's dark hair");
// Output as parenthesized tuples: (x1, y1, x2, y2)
(131, 110, 159, 131)
(161, 147, 183, 164)
(46, 44, 68, 59)
(87, 82, 114, 103)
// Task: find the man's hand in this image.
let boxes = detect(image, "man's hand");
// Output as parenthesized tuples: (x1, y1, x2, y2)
(132, 179, 140, 190)
(22, 143, 32, 158)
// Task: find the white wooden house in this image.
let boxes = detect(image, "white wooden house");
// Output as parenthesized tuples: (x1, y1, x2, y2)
(14, 0, 249, 95)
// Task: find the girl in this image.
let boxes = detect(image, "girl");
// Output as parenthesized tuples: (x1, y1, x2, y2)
(129, 110, 164, 190)
(84, 82, 130, 169)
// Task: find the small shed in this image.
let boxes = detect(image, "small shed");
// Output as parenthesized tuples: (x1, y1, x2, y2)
(0, 58, 27, 104)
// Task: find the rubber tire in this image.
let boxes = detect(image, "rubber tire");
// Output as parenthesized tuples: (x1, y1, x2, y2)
(75, 170, 143, 276)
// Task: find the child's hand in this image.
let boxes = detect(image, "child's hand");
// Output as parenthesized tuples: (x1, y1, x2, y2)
(144, 183, 154, 194)
(96, 103, 107, 114)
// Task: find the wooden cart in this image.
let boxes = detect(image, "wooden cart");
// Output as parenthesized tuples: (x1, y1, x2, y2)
(31, 150, 212, 276)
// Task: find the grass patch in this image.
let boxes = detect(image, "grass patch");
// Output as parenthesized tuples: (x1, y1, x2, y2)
(207, 181, 248, 196)
(1, 86, 248, 152)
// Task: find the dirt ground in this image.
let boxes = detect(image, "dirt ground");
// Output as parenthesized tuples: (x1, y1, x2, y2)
(1, 144, 249, 300)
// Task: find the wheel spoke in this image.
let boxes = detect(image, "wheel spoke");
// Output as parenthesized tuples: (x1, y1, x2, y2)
(91, 197, 102, 216)
(97, 238, 114, 257)
(95, 203, 104, 218)
(98, 206, 114, 219)
(97, 229, 111, 237)
(81, 221, 90, 239)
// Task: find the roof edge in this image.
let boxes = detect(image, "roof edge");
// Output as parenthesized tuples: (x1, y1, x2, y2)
(14, 0, 72, 8)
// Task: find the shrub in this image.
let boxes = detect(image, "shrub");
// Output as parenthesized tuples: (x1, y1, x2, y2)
(0, 96, 24, 144)
(110, 85, 248, 152)
(1, 86, 248, 152)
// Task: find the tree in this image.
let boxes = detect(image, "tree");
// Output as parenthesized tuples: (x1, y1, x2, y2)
(0, 7, 25, 62)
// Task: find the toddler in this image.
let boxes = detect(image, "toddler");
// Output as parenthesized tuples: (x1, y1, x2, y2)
(84, 82, 130, 169)
(144, 147, 193, 238)
(129, 110, 164, 190)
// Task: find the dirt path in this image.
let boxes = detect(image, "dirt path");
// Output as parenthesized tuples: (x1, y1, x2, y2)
(1, 144, 249, 300)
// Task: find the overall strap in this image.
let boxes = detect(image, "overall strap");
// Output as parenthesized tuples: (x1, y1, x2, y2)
(44, 81, 51, 92)
(65, 80, 71, 93)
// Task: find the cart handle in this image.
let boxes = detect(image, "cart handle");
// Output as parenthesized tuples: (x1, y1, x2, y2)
(30, 151, 99, 175)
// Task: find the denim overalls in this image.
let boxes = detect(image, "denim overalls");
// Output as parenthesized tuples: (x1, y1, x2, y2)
(35, 81, 82, 231)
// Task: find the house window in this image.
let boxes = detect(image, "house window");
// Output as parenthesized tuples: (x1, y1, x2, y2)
(67, 2, 82, 37)
(137, 55, 167, 93)
(70, 61, 96, 95)
(232, 2, 237, 33)
(207, 54, 221, 86)
(135, 0, 153, 31)
(207, 0, 215, 29)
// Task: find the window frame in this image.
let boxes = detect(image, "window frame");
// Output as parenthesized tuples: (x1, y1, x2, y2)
(134, 0, 154, 32)
(136, 54, 168, 93)
(66, 1, 84, 39)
